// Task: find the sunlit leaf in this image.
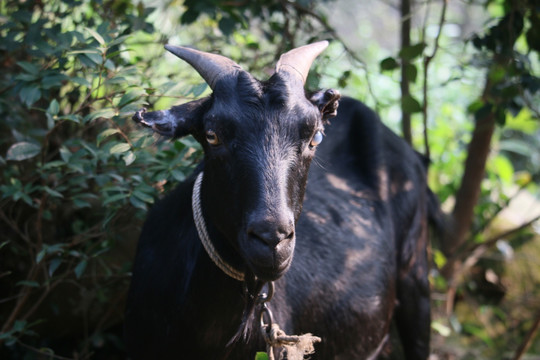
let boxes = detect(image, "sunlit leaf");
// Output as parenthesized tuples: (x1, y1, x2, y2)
(86, 27, 105, 45)
(123, 151, 136, 165)
(6, 142, 41, 161)
(489, 154, 514, 185)
(118, 91, 142, 109)
(110, 143, 131, 154)
(47, 99, 59, 116)
(255, 352, 269, 360)
(97, 129, 120, 146)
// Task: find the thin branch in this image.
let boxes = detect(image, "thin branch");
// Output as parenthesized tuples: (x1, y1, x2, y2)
(17, 341, 77, 360)
(0, 207, 32, 245)
(445, 214, 540, 314)
(467, 214, 540, 256)
(512, 311, 540, 360)
(422, 0, 447, 160)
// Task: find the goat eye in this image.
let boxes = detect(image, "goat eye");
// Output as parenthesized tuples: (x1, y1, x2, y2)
(205, 130, 220, 145)
(310, 131, 323, 148)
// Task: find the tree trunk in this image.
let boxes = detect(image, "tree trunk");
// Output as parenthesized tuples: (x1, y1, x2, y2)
(400, 0, 412, 144)
(444, 111, 496, 257)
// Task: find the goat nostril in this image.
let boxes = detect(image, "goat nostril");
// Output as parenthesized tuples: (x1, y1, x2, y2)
(285, 230, 294, 241)
(247, 226, 294, 248)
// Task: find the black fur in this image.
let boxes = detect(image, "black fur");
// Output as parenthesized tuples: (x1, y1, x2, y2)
(125, 68, 437, 359)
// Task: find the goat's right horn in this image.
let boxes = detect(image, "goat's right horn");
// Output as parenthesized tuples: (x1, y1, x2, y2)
(165, 45, 243, 90)
(275, 41, 329, 85)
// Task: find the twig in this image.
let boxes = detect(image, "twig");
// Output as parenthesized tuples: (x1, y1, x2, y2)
(422, 0, 447, 160)
(0, 207, 32, 245)
(17, 340, 77, 360)
(445, 214, 540, 314)
(512, 311, 540, 360)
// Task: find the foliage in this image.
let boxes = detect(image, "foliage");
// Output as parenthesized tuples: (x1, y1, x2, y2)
(0, 0, 539, 359)
(0, 0, 202, 358)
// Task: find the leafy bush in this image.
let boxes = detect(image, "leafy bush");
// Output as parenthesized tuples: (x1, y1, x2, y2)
(0, 0, 202, 357)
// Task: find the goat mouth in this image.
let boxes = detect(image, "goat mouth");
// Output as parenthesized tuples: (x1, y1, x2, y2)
(247, 255, 293, 281)
(241, 238, 295, 281)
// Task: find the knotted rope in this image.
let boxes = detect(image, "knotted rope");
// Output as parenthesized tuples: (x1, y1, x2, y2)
(192, 171, 245, 281)
(261, 322, 321, 360)
(258, 283, 321, 360)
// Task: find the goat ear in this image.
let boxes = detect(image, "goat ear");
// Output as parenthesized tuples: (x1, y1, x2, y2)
(132, 98, 209, 138)
(310, 89, 341, 122)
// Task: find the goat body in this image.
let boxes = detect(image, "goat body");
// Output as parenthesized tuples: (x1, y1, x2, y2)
(125, 44, 436, 360)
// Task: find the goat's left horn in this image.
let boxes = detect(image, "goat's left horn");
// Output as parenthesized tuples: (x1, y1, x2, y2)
(165, 45, 243, 90)
(275, 41, 329, 85)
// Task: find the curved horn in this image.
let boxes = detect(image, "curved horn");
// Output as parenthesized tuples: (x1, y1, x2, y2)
(165, 45, 243, 89)
(275, 41, 329, 84)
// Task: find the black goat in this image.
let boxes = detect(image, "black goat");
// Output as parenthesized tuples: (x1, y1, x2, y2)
(125, 42, 438, 359)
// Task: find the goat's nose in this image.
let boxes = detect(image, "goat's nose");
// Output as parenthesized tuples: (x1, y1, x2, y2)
(247, 219, 295, 248)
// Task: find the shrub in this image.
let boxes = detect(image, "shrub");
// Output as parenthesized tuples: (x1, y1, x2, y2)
(0, 0, 201, 357)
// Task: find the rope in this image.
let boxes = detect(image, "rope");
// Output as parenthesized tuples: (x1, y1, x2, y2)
(261, 323, 321, 360)
(192, 171, 245, 281)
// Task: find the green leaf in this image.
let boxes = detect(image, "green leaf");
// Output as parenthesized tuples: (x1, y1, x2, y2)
(59, 147, 71, 163)
(129, 196, 147, 210)
(404, 63, 417, 83)
(48, 258, 62, 276)
(399, 43, 426, 61)
(6, 142, 41, 161)
(255, 352, 269, 360)
(380, 57, 399, 71)
(16, 280, 40, 288)
(43, 186, 64, 198)
(86, 27, 105, 45)
(12, 320, 27, 332)
(219, 16, 236, 35)
(84, 52, 103, 65)
(36, 249, 46, 264)
(123, 151, 136, 165)
(132, 190, 154, 203)
(108, 35, 130, 47)
(102, 193, 129, 205)
(0, 240, 10, 251)
(189, 83, 208, 97)
(19, 86, 41, 106)
(58, 114, 81, 123)
(110, 143, 131, 154)
(474, 103, 493, 121)
(71, 76, 92, 87)
(118, 91, 141, 109)
(491, 155, 514, 184)
(401, 94, 422, 114)
(47, 99, 59, 116)
(74, 259, 88, 279)
(85, 108, 116, 123)
(72, 198, 91, 209)
(97, 129, 120, 146)
(42, 74, 69, 89)
(17, 61, 39, 74)
(431, 321, 451, 337)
